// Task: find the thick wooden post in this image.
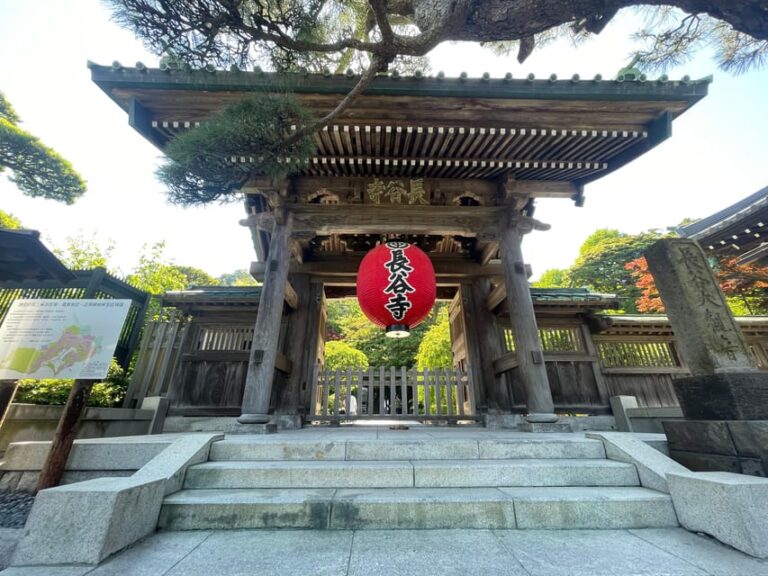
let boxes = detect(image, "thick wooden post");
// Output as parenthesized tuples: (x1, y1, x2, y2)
(239, 212, 293, 424)
(36, 379, 93, 491)
(499, 217, 557, 423)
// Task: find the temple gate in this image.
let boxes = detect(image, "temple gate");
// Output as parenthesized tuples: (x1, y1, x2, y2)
(91, 63, 711, 428)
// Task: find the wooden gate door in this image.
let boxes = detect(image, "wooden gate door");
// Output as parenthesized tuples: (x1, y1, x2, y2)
(309, 365, 477, 423)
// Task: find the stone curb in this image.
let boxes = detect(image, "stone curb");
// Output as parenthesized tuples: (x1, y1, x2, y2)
(10, 433, 223, 566)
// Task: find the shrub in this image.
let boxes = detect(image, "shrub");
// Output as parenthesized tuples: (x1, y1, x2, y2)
(324, 341, 369, 370)
(14, 359, 130, 407)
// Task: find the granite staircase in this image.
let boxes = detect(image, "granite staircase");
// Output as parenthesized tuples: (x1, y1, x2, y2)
(158, 435, 678, 530)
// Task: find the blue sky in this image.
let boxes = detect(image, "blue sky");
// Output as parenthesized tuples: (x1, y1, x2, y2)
(1, 0, 766, 279)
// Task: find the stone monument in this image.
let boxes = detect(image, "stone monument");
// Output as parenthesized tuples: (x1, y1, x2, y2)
(645, 239, 768, 476)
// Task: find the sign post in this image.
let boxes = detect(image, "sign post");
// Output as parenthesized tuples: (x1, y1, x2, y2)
(0, 299, 130, 491)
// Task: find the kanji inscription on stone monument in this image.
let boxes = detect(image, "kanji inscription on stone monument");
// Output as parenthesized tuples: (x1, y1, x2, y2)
(644, 239, 757, 375)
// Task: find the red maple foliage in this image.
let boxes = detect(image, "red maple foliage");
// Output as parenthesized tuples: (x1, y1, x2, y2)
(625, 257, 665, 313)
(625, 255, 768, 314)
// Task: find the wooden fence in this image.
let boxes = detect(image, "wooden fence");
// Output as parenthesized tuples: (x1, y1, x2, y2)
(497, 320, 768, 412)
(122, 310, 188, 408)
(309, 366, 477, 422)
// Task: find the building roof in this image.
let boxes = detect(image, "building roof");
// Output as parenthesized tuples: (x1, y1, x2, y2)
(601, 314, 768, 337)
(678, 185, 768, 263)
(90, 62, 710, 185)
(0, 229, 75, 282)
(162, 286, 262, 311)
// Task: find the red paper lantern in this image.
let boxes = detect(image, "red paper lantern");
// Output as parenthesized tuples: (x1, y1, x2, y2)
(357, 241, 436, 338)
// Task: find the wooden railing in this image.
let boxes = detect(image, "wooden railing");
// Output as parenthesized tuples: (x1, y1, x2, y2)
(309, 366, 477, 422)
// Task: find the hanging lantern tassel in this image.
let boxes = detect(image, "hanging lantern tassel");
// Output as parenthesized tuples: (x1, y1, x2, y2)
(357, 241, 437, 338)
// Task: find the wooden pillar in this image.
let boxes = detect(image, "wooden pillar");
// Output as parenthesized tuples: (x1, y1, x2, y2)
(468, 279, 510, 412)
(275, 274, 309, 415)
(239, 212, 293, 424)
(294, 281, 325, 415)
(499, 217, 557, 423)
(0, 380, 18, 430)
(36, 271, 105, 490)
(36, 380, 93, 491)
(457, 283, 485, 412)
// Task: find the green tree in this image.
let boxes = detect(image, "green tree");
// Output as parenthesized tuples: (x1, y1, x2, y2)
(53, 234, 115, 271)
(175, 265, 221, 287)
(126, 242, 188, 295)
(416, 309, 452, 369)
(157, 94, 316, 205)
(219, 269, 260, 286)
(568, 228, 665, 312)
(326, 298, 444, 367)
(0, 209, 22, 229)
(324, 340, 370, 370)
(532, 268, 571, 288)
(0, 91, 86, 203)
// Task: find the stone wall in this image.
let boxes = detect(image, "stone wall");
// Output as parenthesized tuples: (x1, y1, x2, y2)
(0, 404, 153, 454)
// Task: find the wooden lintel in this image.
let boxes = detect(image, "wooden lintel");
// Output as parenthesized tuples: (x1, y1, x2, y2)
(504, 180, 578, 199)
(288, 204, 501, 237)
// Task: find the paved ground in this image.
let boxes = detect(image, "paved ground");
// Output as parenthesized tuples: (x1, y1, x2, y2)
(2, 527, 768, 576)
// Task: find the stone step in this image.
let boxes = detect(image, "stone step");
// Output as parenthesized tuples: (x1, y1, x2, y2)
(208, 437, 606, 462)
(158, 487, 677, 530)
(184, 459, 638, 489)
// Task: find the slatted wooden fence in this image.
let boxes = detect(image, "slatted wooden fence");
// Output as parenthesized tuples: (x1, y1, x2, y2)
(310, 366, 477, 422)
(123, 310, 188, 408)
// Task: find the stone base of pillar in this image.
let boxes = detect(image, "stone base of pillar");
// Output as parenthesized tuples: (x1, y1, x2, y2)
(229, 422, 277, 435)
(673, 373, 768, 420)
(518, 422, 573, 433)
(237, 413, 271, 424)
(525, 412, 560, 424)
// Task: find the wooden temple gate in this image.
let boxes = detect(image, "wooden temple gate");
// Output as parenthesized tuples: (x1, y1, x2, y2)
(91, 62, 712, 428)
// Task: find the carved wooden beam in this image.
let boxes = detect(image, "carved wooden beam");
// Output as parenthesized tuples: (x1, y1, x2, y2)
(287, 205, 503, 237)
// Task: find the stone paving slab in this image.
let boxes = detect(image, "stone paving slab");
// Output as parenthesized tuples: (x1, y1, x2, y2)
(494, 529, 707, 575)
(4, 528, 768, 576)
(164, 530, 353, 576)
(629, 528, 768, 576)
(347, 529, 529, 576)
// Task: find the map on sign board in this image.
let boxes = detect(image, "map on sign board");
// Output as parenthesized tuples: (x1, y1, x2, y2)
(0, 300, 131, 380)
